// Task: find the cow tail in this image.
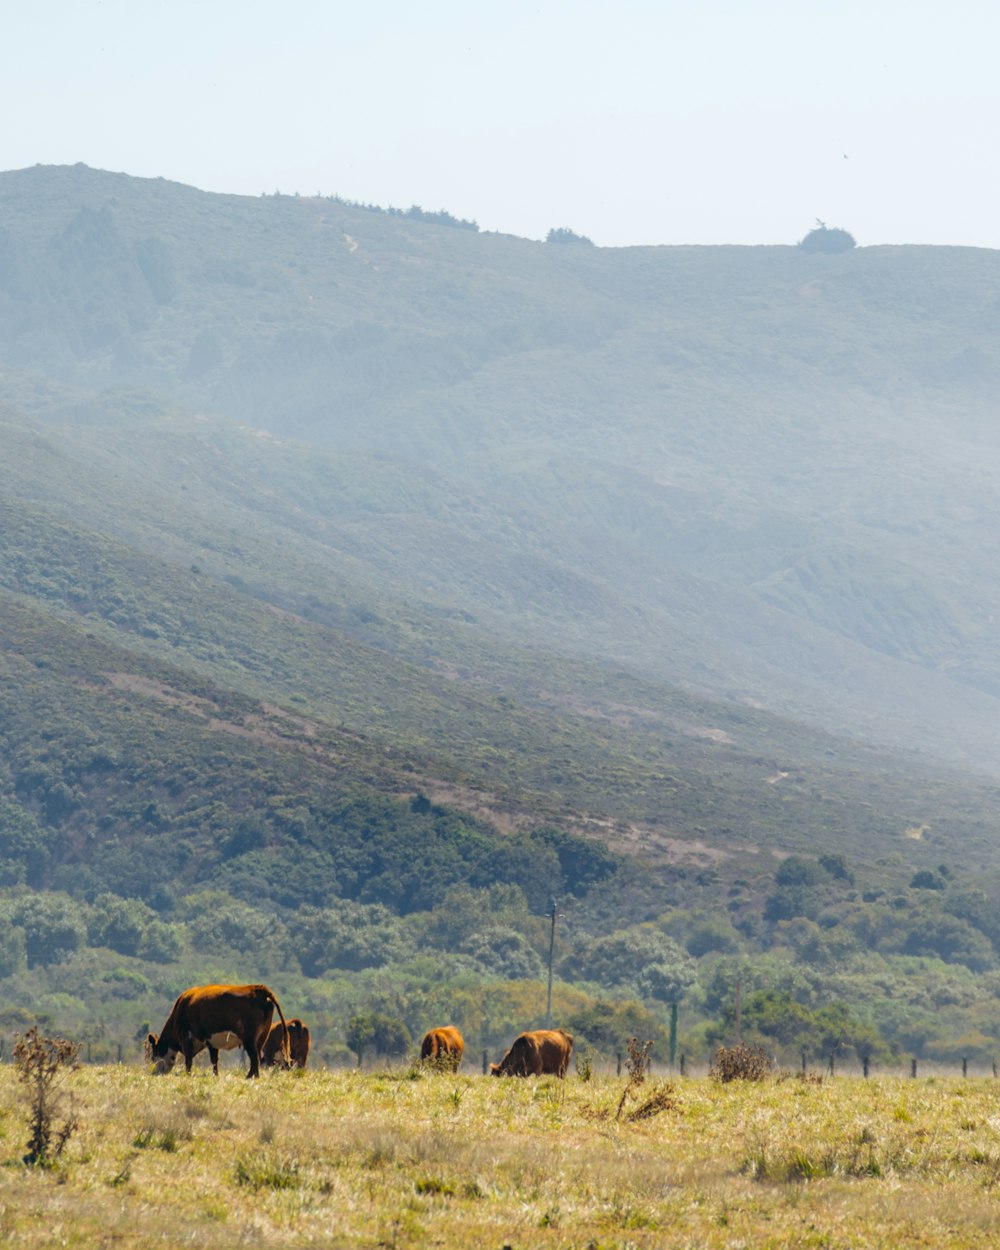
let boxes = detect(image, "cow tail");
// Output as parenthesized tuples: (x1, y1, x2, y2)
(269, 990, 291, 1067)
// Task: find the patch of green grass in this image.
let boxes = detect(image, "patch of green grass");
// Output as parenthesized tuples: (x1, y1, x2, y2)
(233, 1148, 302, 1191)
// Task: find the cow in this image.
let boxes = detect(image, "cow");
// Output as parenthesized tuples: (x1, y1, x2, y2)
(261, 1017, 310, 1069)
(147, 983, 288, 1078)
(420, 1025, 464, 1071)
(490, 1028, 574, 1078)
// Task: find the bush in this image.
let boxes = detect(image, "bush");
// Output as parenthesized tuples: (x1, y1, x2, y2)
(87, 893, 153, 955)
(901, 913, 994, 970)
(346, 1012, 410, 1064)
(6, 893, 87, 967)
(287, 902, 404, 975)
(710, 1042, 772, 1082)
(567, 999, 668, 1057)
(461, 925, 544, 980)
(775, 856, 824, 888)
(561, 926, 694, 998)
(686, 916, 741, 957)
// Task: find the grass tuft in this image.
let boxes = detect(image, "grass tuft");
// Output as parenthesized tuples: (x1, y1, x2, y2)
(233, 1148, 302, 1191)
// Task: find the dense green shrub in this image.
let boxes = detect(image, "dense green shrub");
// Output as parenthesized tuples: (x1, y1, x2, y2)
(287, 902, 404, 975)
(716, 989, 882, 1060)
(901, 913, 994, 970)
(87, 894, 154, 956)
(1, 894, 87, 968)
(345, 1011, 410, 1063)
(461, 926, 544, 980)
(686, 915, 741, 957)
(566, 999, 667, 1057)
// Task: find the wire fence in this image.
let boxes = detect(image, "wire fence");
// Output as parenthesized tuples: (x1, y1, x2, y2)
(1, 1035, 997, 1081)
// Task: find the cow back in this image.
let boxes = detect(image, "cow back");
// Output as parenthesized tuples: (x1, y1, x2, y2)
(494, 1028, 573, 1077)
(420, 1026, 464, 1067)
(535, 1028, 574, 1076)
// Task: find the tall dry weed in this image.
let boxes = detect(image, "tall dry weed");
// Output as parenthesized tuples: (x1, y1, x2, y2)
(615, 1036, 654, 1121)
(13, 1026, 81, 1166)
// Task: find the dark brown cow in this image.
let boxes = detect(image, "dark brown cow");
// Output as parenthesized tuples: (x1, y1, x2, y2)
(490, 1028, 573, 1078)
(261, 1018, 310, 1069)
(420, 1025, 464, 1071)
(147, 984, 288, 1078)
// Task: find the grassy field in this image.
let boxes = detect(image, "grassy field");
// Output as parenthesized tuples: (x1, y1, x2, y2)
(3, 1063, 1000, 1248)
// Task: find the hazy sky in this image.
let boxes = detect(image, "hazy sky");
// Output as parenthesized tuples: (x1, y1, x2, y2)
(4, 0, 999, 248)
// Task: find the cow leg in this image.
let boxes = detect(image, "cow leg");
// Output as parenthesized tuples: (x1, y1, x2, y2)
(246, 1039, 261, 1079)
(182, 1034, 196, 1074)
(208, 1045, 220, 1076)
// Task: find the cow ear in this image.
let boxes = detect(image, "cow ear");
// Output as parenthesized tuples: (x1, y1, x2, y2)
(147, 1033, 157, 1048)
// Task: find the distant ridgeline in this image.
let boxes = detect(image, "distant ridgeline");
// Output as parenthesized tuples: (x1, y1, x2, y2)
(318, 194, 479, 231)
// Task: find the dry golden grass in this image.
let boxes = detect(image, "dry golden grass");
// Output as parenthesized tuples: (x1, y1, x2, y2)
(1, 1065, 1000, 1247)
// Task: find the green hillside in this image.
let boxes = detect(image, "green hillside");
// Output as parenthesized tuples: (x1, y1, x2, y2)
(3, 164, 1000, 769)
(2, 164, 1000, 1062)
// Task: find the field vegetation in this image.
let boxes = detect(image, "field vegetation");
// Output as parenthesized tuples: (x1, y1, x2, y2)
(2, 1061, 1000, 1248)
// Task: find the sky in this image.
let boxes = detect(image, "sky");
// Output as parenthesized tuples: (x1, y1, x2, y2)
(3, 0, 999, 249)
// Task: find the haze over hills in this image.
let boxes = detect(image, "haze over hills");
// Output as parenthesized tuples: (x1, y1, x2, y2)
(7, 163, 1000, 1058)
(2, 162, 1000, 779)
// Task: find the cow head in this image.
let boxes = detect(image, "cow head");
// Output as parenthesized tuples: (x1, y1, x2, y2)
(146, 1031, 178, 1075)
(489, 1062, 504, 1076)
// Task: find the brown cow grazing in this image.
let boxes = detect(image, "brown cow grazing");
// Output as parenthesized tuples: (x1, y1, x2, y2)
(147, 984, 288, 1078)
(261, 1018, 310, 1069)
(420, 1025, 464, 1071)
(490, 1029, 574, 1078)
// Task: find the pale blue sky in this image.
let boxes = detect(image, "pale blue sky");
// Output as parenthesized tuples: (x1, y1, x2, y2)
(3, 0, 999, 247)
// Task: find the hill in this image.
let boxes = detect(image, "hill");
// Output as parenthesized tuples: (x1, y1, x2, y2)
(2, 163, 1000, 1060)
(3, 163, 1000, 772)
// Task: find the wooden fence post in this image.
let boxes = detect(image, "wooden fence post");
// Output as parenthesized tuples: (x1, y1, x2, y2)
(482, 1050, 488, 1075)
(863, 1055, 870, 1079)
(910, 1058, 917, 1078)
(679, 1054, 686, 1077)
(963, 1057, 968, 1079)
(616, 1053, 622, 1077)
(801, 1050, 807, 1075)
(828, 1052, 835, 1077)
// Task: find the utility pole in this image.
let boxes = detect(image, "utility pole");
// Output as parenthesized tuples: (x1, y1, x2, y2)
(545, 896, 560, 1028)
(668, 1001, 678, 1066)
